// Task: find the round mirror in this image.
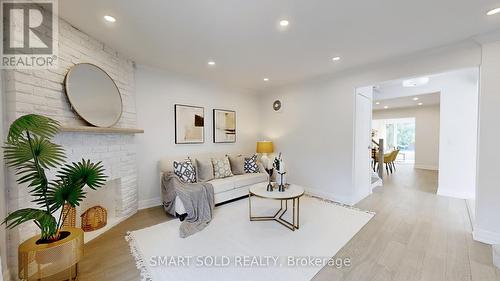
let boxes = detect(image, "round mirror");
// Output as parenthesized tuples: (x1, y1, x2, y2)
(64, 63, 123, 127)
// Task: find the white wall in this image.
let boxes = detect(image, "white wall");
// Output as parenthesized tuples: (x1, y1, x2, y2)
(135, 65, 261, 208)
(475, 40, 500, 244)
(437, 69, 479, 199)
(259, 41, 481, 205)
(373, 105, 440, 170)
(373, 68, 479, 199)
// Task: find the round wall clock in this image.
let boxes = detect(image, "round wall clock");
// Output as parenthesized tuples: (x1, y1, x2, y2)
(273, 100, 282, 112)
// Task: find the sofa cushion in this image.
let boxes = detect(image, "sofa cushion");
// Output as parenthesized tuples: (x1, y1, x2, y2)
(244, 154, 260, 173)
(228, 155, 245, 175)
(209, 177, 235, 193)
(196, 158, 214, 182)
(212, 156, 233, 178)
(173, 158, 196, 183)
(232, 173, 268, 188)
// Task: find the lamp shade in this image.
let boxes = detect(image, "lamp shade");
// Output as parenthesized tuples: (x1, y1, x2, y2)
(256, 141, 274, 153)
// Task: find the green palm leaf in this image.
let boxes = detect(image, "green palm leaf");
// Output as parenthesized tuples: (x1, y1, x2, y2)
(3, 209, 57, 239)
(7, 114, 60, 143)
(46, 180, 86, 212)
(2, 114, 107, 239)
(57, 159, 107, 190)
(4, 136, 65, 169)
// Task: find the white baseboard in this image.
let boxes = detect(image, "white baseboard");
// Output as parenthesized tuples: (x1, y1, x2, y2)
(493, 245, 500, 269)
(436, 188, 474, 200)
(305, 187, 356, 206)
(414, 164, 439, 171)
(2, 269, 10, 281)
(138, 197, 162, 210)
(473, 228, 500, 245)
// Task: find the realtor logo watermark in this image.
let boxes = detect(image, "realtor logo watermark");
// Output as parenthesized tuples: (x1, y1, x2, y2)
(1, 0, 58, 68)
(149, 255, 352, 269)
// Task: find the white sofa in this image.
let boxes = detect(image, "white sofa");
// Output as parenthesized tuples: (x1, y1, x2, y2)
(159, 153, 268, 215)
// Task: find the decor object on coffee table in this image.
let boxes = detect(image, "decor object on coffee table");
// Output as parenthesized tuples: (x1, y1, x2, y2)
(175, 104, 205, 144)
(256, 141, 274, 169)
(249, 182, 304, 231)
(213, 109, 236, 143)
(273, 152, 286, 188)
(265, 168, 274, 191)
(81, 206, 107, 232)
(65, 63, 123, 128)
(2, 114, 107, 280)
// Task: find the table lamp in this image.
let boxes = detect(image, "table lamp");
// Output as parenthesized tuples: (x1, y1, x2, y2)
(256, 141, 274, 169)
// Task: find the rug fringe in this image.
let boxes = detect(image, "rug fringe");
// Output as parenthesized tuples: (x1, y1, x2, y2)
(125, 231, 154, 281)
(305, 194, 376, 215)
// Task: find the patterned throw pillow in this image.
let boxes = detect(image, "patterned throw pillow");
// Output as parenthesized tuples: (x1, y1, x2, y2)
(212, 156, 233, 179)
(244, 154, 260, 173)
(173, 158, 197, 183)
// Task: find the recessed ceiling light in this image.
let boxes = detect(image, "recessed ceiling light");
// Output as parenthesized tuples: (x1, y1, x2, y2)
(263, 78, 269, 81)
(418, 102, 423, 106)
(384, 106, 389, 109)
(332, 56, 341, 61)
(104, 15, 116, 22)
(413, 97, 419, 101)
(487, 8, 500, 16)
(279, 20, 289, 27)
(375, 102, 380, 105)
(208, 61, 216, 66)
(403, 77, 429, 87)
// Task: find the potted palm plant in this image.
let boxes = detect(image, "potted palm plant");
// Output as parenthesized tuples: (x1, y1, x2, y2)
(2, 114, 106, 280)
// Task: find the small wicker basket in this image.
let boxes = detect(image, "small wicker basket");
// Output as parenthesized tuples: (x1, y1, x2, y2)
(80, 206, 107, 232)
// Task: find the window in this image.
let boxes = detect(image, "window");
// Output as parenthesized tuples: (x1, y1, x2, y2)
(373, 118, 415, 163)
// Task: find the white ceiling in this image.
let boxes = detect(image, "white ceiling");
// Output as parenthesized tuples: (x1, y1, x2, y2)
(373, 92, 440, 110)
(372, 67, 478, 110)
(373, 67, 478, 98)
(59, 0, 500, 90)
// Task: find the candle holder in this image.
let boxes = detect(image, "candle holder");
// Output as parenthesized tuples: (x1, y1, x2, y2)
(265, 168, 274, 191)
(278, 171, 287, 192)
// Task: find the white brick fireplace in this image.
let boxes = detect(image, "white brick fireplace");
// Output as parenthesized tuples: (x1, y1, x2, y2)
(3, 18, 139, 275)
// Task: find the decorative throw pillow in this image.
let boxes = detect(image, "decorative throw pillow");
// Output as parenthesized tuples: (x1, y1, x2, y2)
(228, 155, 245, 175)
(173, 158, 197, 183)
(244, 154, 260, 173)
(196, 158, 214, 182)
(212, 156, 233, 178)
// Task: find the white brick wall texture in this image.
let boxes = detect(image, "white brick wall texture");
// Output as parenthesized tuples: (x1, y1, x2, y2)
(3, 18, 138, 276)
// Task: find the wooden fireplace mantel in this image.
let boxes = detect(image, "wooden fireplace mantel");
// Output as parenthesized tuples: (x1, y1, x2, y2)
(59, 126, 144, 134)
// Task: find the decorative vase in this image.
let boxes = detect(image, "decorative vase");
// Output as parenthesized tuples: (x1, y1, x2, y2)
(18, 227, 83, 281)
(265, 168, 274, 191)
(278, 172, 287, 192)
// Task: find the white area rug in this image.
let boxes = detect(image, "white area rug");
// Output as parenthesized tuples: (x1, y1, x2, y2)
(126, 196, 374, 281)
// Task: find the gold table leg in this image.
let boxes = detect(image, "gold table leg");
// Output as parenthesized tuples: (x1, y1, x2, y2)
(249, 194, 300, 231)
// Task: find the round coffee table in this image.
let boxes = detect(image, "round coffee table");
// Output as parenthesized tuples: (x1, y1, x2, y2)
(248, 183, 305, 231)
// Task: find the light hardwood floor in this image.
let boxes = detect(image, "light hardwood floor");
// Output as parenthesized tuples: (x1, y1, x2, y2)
(313, 164, 500, 281)
(78, 164, 499, 281)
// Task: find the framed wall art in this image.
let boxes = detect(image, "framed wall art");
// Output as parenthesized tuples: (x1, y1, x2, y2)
(213, 109, 236, 143)
(175, 104, 205, 144)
